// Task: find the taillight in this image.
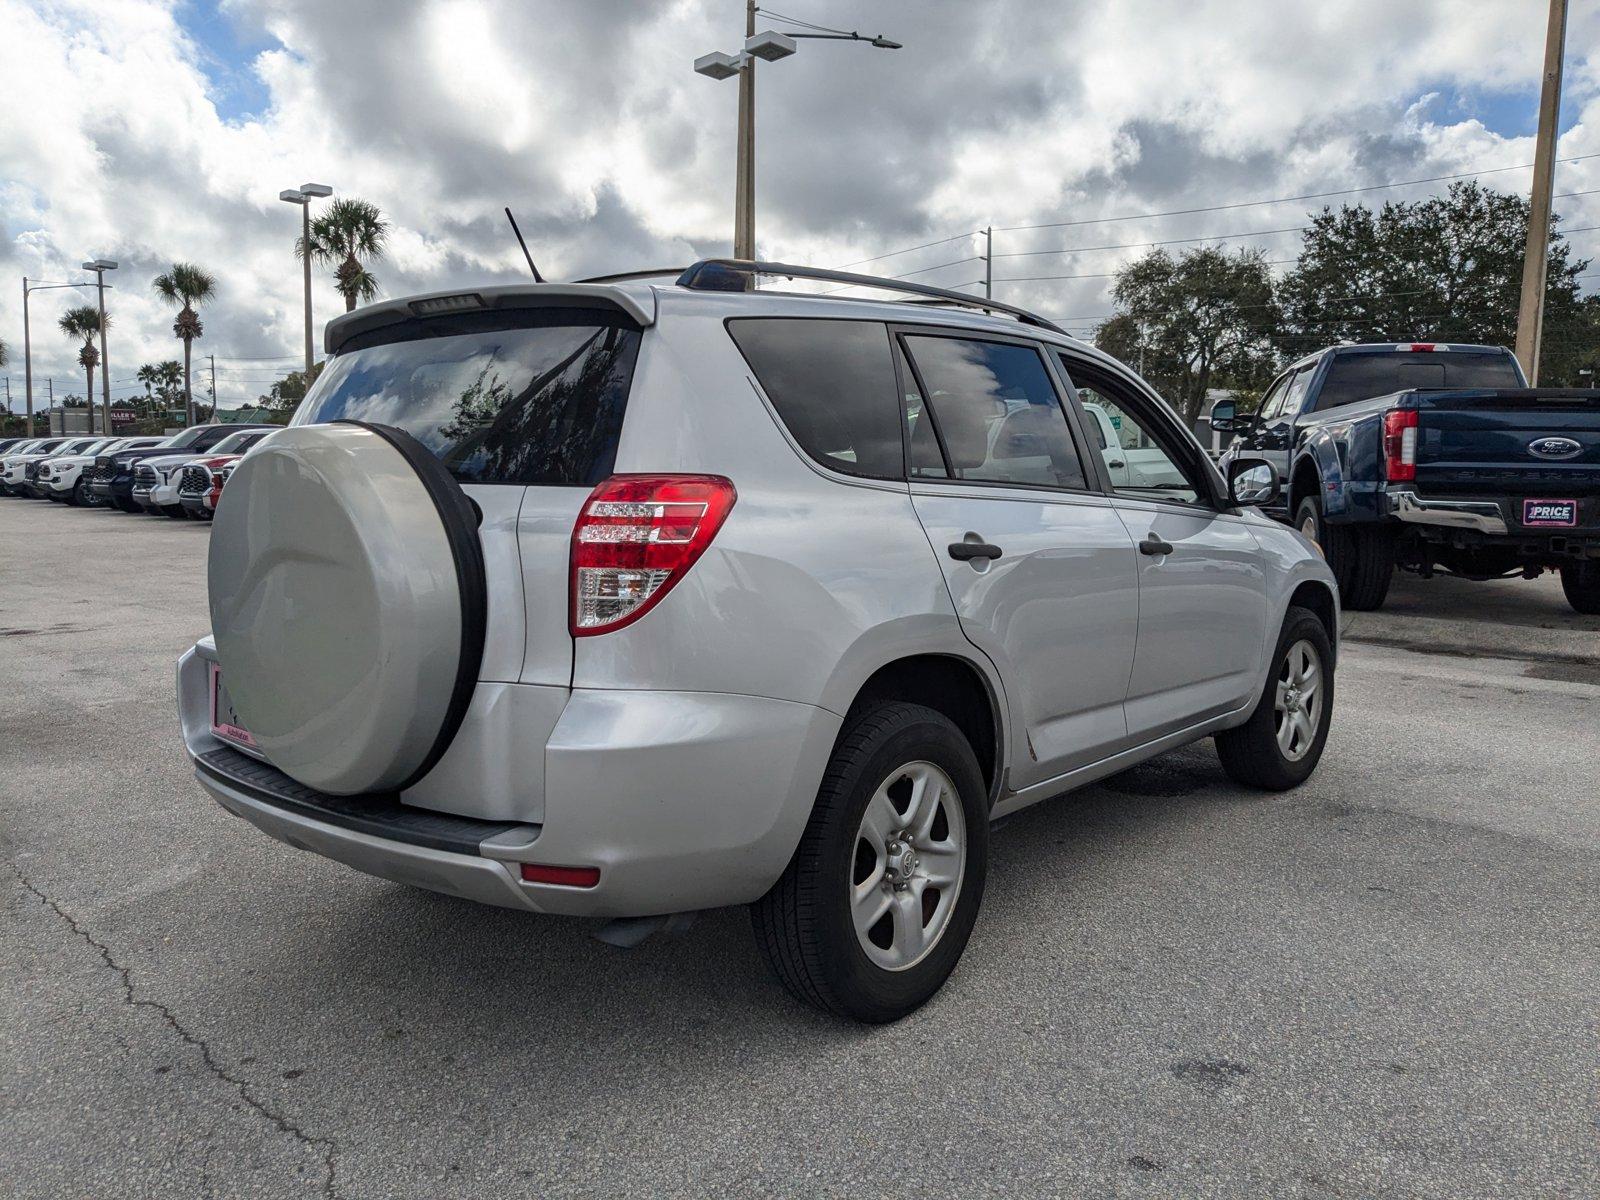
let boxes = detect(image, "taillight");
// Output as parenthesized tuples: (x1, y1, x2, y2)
(1382, 409, 1419, 482)
(570, 474, 737, 636)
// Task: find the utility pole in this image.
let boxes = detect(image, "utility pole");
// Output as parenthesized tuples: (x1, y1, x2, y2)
(1514, 0, 1568, 385)
(208, 354, 217, 420)
(984, 227, 993, 299)
(46, 379, 53, 433)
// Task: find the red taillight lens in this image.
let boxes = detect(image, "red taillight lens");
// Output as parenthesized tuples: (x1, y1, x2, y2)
(1382, 409, 1419, 482)
(570, 474, 737, 636)
(520, 863, 601, 888)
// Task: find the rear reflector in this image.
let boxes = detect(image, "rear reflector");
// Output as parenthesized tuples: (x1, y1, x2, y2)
(1382, 408, 1419, 482)
(570, 474, 736, 635)
(520, 863, 601, 888)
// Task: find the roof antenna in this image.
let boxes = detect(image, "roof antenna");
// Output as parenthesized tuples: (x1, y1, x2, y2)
(504, 207, 544, 282)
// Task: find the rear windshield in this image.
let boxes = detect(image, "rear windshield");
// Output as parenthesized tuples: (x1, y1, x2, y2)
(296, 308, 641, 486)
(1316, 351, 1522, 410)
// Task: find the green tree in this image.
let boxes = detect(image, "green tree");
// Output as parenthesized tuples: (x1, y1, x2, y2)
(58, 305, 106, 435)
(1276, 181, 1596, 384)
(258, 362, 324, 418)
(300, 197, 389, 312)
(1096, 247, 1280, 421)
(153, 264, 217, 426)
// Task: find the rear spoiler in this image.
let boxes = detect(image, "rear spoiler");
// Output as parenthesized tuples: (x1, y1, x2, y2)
(325, 283, 657, 355)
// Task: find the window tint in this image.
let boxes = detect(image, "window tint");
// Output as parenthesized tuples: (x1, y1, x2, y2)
(1061, 358, 1203, 504)
(903, 336, 1086, 490)
(894, 340, 945, 478)
(296, 308, 642, 485)
(728, 318, 903, 480)
(1256, 371, 1292, 420)
(1280, 368, 1313, 417)
(1316, 351, 1521, 410)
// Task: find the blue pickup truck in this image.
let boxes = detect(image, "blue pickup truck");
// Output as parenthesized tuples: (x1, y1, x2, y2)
(1214, 342, 1600, 614)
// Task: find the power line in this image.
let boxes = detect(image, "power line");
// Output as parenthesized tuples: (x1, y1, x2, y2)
(832, 231, 978, 269)
(992, 152, 1600, 233)
(994, 225, 1307, 259)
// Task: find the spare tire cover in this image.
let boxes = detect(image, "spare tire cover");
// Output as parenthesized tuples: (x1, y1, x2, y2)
(208, 421, 486, 795)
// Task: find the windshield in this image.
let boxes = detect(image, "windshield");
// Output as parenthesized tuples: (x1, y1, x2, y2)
(295, 309, 642, 486)
(1316, 351, 1523, 410)
(148, 426, 209, 453)
(211, 430, 267, 455)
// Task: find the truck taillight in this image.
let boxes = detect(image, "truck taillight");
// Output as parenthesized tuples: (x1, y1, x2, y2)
(570, 474, 737, 636)
(1382, 409, 1419, 482)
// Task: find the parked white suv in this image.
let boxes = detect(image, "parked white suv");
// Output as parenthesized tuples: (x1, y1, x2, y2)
(178, 262, 1337, 1021)
(39, 436, 167, 504)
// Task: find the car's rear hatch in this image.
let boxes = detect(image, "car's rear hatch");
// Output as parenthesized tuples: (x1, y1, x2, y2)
(1408, 388, 1600, 532)
(298, 286, 652, 690)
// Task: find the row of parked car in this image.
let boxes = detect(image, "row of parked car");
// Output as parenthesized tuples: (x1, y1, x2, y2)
(0, 422, 274, 519)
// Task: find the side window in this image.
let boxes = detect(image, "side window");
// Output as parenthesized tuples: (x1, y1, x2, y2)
(1280, 367, 1314, 417)
(902, 335, 1088, 490)
(1059, 357, 1205, 505)
(1256, 372, 1291, 421)
(727, 318, 904, 480)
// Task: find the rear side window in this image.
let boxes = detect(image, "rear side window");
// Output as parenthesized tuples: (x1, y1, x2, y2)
(727, 318, 904, 480)
(1315, 351, 1522, 410)
(902, 336, 1088, 490)
(296, 308, 642, 485)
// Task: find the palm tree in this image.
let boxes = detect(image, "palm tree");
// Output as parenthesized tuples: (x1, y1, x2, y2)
(301, 197, 389, 312)
(153, 263, 216, 426)
(136, 362, 159, 410)
(58, 306, 106, 435)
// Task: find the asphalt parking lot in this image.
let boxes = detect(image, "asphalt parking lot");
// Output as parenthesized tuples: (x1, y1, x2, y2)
(3, 498, 1597, 1200)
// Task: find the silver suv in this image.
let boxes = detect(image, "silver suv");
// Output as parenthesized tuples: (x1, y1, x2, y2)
(178, 260, 1337, 1022)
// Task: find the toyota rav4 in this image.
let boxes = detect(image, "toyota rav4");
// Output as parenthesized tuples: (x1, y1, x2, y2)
(178, 262, 1338, 1022)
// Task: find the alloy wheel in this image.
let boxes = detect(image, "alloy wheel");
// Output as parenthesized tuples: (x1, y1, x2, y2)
(1274, 638, 1324, 761)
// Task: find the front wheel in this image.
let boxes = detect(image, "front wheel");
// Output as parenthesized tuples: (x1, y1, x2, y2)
(1560, 562, 1600, 615)
(752, 701, 988, 1023)
(1215, 605, 1335, 790)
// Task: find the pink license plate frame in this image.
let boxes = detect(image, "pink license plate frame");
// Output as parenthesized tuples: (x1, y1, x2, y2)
(209, 662, 258, 750)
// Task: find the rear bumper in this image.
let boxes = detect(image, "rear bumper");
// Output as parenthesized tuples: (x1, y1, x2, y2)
(178, 642, 840, 918)
(1384, 488, 1600, 558)
(1386, 489, 1509, 534)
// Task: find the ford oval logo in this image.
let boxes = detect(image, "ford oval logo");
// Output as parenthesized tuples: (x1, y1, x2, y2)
(1528, 436, 1582, 460)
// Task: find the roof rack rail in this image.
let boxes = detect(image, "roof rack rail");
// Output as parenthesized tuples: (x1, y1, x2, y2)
(675, 259, 1067, 335)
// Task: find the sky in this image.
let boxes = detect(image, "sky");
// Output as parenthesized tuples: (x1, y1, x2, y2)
(1, 0, 1597, 416)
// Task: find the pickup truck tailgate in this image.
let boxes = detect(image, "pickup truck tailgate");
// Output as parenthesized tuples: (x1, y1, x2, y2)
(1414, 390, 1600, 496)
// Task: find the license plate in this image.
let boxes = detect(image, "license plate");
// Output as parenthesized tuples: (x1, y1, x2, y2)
(1522, 499, 1578, 527)
(209, 662, 258, 750)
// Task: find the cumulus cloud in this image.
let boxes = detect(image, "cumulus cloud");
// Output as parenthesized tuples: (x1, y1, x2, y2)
(1, 0, 1595, 412)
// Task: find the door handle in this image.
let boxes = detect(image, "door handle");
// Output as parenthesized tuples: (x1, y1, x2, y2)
(1139, 535, 1174, 556)
(948, 541, 1003, 562)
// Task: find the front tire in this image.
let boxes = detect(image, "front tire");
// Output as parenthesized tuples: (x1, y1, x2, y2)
(752, 701, 988, 1023)
(1215, 605, 1335, 790)
(1560, 562, 1600, 615)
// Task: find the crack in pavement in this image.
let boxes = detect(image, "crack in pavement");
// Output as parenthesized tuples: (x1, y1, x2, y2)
(9, 865, 343, 1199)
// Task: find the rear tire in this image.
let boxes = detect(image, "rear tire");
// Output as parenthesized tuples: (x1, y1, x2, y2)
(1560, 562, 1600, 615)
(1296, 496, 1392, 611)
(752, 701, 988, 1023)
(1216, 605, 1335, 790)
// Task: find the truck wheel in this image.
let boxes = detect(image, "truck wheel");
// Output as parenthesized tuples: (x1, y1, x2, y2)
(1215, 605, 1335, 790)
(1295, 496, 1391, 611)
(1560, 562, 1600, 615)
(752, 702, 988, 1023)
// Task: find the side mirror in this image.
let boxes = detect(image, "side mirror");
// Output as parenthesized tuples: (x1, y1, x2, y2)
(1227, 457, 1280, 508)
(1208, 399, 1237, 432)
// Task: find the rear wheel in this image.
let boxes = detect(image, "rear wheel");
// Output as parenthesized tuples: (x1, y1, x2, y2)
(1560, 562, 1600, 615)
(752, 701, 988, 1023)
(1216, 605, 1335, 790)
(1296, 496, 1392, 611)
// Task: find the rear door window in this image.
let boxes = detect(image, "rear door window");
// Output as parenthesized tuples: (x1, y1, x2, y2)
(296, 308, 642, 485)
(901, 335, 1088, 491)
(727, 318, 904, 480)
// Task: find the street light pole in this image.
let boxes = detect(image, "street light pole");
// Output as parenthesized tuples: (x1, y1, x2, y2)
(82, 259, 117, 436)
(697, 9, 901, 260)
(1514, 0, 1568, 385)
(280, 183, 333, 376)
(21, 277, 95, 438)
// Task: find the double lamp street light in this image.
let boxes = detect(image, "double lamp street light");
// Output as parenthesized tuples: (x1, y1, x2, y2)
(20, 263, 112, 438)
(695, 3, 900, 260)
